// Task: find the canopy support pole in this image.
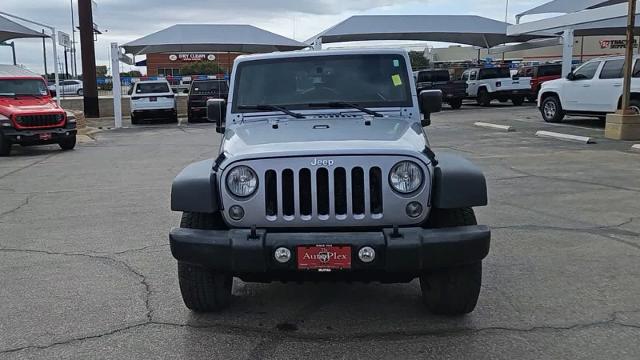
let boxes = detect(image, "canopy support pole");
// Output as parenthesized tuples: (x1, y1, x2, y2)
(110, 43, 122, 129)
(561, 28, 574, 78)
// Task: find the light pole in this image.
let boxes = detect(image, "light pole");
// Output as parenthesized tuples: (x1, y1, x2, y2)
(620, 0, 636, 114)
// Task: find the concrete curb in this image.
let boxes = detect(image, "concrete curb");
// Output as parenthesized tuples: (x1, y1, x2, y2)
(632, 144, 640, 151)
(535, 130, 594, 144)
(474, 122, 515, 132)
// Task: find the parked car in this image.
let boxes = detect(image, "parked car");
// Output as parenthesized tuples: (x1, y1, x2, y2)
(169, 49, 491, 315)
(0, 65, 77, 156)
(517, 64, 562, 102)
(187, 79, 229, 122)
(538, 56, 640, 123)
(129, 80, 177, 125)
(48, 79, 83, 96)
(463, 67, 531, 106)
(413, 69, 466, 109)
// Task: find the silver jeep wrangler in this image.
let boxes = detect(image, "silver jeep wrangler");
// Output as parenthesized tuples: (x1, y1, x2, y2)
(169, 49, 490, 315)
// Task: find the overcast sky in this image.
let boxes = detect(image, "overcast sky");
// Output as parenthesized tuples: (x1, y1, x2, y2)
(1, 0, 549, 75)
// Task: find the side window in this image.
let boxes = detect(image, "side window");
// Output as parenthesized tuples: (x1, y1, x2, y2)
(470, 70, 477, 80)
(573, 61, 600, 80)
(461, 71, 469, 81)
(633, 59, 640, 77)
(599, 59, 624, 79)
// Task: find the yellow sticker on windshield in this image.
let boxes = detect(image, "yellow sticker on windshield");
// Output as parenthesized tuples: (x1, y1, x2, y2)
(392, 74, 403, 86)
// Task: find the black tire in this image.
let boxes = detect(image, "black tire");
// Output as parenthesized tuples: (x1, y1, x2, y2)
(628, 98, 640, 114)
(497, 96, 509, 103)
(58, 136, 76, 151)
(178, 212, 232, 312)
(131, 113, 140, 125)
(540, 95, 565, 123)
(476, 88, 491, 107)
(420, 207, 482, 315)
(511, 96, 525, 106)
(77, 89, 83, 96)
(0, 134, 11, 156)
(449, 98, 463, 110)
(171, 112, 179, 123)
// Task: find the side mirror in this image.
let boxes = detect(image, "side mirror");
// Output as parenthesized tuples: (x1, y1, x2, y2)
(49, 90, 56, 97)
(207, 99, 227, 133)
(566, 72, 575, 81)
(419, 90, 442, 127)
(127, 87, 134, 96)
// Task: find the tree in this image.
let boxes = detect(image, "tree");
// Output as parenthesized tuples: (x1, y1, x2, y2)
(408, 51, 429, 70)
(120, 70, 142, 77)
(96, 65, 108, 78)
(179, 62, 225, 76)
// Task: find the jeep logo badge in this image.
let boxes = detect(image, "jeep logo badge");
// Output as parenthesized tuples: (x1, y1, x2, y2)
(311, 158, 334, 166)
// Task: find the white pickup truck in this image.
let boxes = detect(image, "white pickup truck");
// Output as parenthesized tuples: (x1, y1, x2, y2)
(538, 55, 640, 123)
(462, 67, 532, 106)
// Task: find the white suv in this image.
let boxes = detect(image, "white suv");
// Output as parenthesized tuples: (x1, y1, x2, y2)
(129, 80, 177, 125)
(538, 55, 640, 123)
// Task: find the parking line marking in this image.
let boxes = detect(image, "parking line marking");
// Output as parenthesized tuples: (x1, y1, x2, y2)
(535, 130, 594, 144)
(474, 122, 515, 132)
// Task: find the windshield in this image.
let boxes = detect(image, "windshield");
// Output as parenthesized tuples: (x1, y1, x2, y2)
(136, 82, 170, 94)
(192, 80, 229, 94)
(233, 54, 413, 112)
(0, 79, 49, 96)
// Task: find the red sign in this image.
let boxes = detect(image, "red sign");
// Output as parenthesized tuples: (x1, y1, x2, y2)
(297, 245, 351, 270)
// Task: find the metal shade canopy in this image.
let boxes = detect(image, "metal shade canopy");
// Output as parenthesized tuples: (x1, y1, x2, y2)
(306, 15, 550, 48)
(122, 24, 307, 55)
(517, 0, 627, 19)
(0, 14, 48, 43)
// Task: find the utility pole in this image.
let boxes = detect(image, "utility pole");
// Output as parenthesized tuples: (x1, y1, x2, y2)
(620, 0, 636, 113)
(78, 0, 99, 117)
(70, 0, 78, 77)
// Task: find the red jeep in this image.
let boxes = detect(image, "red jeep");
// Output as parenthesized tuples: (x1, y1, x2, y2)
(0, 65, 76, 156)
(517, 64, 562, 102)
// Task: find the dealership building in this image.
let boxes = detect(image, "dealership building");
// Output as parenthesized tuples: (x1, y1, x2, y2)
(123, 24, 307, 77)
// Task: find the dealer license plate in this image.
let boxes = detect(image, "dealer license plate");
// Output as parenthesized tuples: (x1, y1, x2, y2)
(39, 133, 52, 140)
(297, 245, 351, 270)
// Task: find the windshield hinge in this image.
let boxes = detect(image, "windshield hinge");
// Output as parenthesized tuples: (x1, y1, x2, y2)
(422, 146, 438, 166)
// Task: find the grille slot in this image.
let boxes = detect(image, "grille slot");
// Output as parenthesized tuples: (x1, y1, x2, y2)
(264, 166, 386, 221)
(16, 114, 62, 128)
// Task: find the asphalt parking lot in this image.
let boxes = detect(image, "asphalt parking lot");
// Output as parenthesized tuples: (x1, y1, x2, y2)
(1, 103, 639, 359)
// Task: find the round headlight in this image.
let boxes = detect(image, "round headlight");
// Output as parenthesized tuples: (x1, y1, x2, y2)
(226, 166, 258, 197)
(389, 161, 423, 194)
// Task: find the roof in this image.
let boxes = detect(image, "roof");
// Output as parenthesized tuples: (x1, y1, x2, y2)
(0, 64, 41, 78)
(122, 24, 307, 55)
(306, 15, 551, 48)
(0, 15, 47, 43)
(517, 0, 626, 20)
(234, 48, 407, 63)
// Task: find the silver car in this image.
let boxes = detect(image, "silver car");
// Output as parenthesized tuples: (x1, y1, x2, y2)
(169, 49, 490, 315)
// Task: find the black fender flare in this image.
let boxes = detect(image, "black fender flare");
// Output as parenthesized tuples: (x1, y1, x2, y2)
(171, 159, 219, 213)
(431, 153, 488, 209)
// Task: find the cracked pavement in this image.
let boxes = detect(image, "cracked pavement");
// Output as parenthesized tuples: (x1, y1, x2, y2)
(1, 104, 639, 359)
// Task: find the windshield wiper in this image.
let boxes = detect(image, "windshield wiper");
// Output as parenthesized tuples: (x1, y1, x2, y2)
(307, 101, 384, 117)
(238, 104, 305, 119)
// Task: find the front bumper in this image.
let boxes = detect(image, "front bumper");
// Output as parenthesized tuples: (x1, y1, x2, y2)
(170, 226, 490, 279)
(1, 126, 77, 145)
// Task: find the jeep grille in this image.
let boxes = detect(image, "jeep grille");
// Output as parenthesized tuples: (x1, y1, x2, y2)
(264, 166, 384, 221)
(220, 156, 431, 228)
(15, 114, 64, 128)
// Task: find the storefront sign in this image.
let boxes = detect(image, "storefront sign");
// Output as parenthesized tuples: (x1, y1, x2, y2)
(168, 53, 216, 62)
(600, 39, 638, 49)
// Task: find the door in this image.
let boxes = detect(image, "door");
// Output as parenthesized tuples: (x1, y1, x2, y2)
(466, 70, 479, 97)
(562, 60, 602, 112)
(596, 59, 624, 112)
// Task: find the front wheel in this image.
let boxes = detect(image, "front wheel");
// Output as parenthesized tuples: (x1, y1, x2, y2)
(511, 96, 524, 106)
(178, 262, 232, 312)
(476, 89, 491, 107)
(0, 134, 11, 156)
(420, 207, 482, 315)
(449, 98, 463, 110)
(77, 89, 84, 96)
(540, 95, 565, 123)
(58, 136, 76, 151)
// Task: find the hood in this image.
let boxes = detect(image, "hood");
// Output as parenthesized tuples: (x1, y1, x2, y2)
(221, 116, 428, 162)
(0, 96, 62, 116)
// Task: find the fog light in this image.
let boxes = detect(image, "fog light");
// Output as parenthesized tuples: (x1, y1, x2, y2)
(358, 246, 376, 263)
(406, 202, 423, 218)
(274, 247, 291, 263)
(228, 205, 245, 220)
